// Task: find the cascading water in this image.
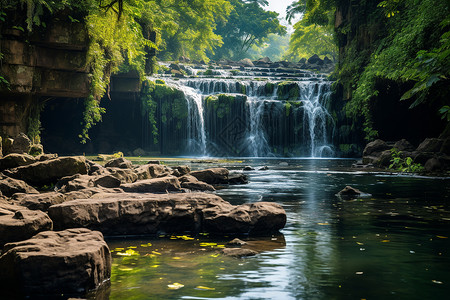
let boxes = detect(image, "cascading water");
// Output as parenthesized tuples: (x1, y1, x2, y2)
(158, 64, 335, 157)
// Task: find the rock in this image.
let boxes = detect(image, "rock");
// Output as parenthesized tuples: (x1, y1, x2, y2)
(222, 248, 258, 258)
(55, 174, 94, 193)
(393, 139, 415, 152)
(107, 167, 138, 183)
(363, 139, 390, 156)
(238, 58, 254, 67)
(257, 57, 272, 64)
(94, 174, 121, 188)
(3, 156, 88, 186)
(0, 208, 53, 246)
(243, 166, 255, 171)
(227, 238, 247, 247)
(411, 151, 435, 165)
(0, 176, 39, 197)
(134, 165, 151, 180)
(259, 166, 269, 171)
(29, 144, 44, 156)
(336, 186, 362, 198)
(0, 228, 111, 297)
(228, 173, 248, 185)
(48, 193, 287, 236)
(121, 177, 181, 193)
(0, 136, 2, 157)
(148, 163, 172, 178)
(377, 150, 392, 167)
(86, 159, 108, 175)
(425, 157, 441, 172)
(203, 202, 287, 235)
(174, 165, 191, 176)
(10, 133, 31, 154)
(179, 174, 199, 183)
(147, 160, 161, 165)
(0, 153, 36, 171)
(2, 137, 13, 156)
(416, 138, 444, 153)
(307, 54, 323, 65)
(323, 56, 333, 64)
(181, 181, 215, 191)
(104, 157, 133, 169)
(169, 63, 181, 71)
(36, 153, 58, 161)
(190, 168, 229, 184)
(298, 58, 307, 64)
(12, 192, 65, 211)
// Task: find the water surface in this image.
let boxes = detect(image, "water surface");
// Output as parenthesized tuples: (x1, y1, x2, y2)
(102, 159, 450, 299)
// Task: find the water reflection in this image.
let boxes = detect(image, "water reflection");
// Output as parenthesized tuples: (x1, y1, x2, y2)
(104, 159, 450, 299)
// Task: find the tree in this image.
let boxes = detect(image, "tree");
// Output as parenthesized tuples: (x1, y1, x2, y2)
(212, 0, 287, 60)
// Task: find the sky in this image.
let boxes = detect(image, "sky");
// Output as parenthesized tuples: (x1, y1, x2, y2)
(266, 0, 294, 21)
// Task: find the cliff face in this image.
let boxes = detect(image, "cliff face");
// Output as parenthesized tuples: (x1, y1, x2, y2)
(0, 9, 90, 137)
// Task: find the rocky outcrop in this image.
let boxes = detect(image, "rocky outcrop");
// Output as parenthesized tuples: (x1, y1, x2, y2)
(10, 133, 32, 154)
(104, 157, 133, 169)
(190, 168, 229, 184)
(0, 153, 36, 171)
(0, 205, 53, 246)
(11, 192, 65, 211)
(3, 156, 88, 185)
(121, 177, 182, 193)
(47, 193, 286, 236)
(0, 176, 39, 197)
(0, 228, 111, 297)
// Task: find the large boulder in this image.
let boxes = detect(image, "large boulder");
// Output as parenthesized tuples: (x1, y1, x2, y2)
(106, 167, 138, 183)
(363, 139, 390, 156)
(0, 228, 111, 298)
(121, 177, 182, 193)
(181, 181, 215, 192)
(0, 176, 39, 197)
(416, 138, 444, 153)
(55, 174, 94, 193)
(148, 163, 172, 178)
(10, 133, 31, 154)
(393, 139, 415, 152)
(0, 153, 35, 171)
(48, 193, 287, 236)
(94, 174, 121, 188)
(0, 206, 53, 246)
(104, 157, 133, 169)
(11, 192, 66, 211)
(3, 156, 88, 186)
(190, 168, 229, 184)
(307, 54, 323, 65)
(238, 58, 254, 67)
(203, 202, 286, 235)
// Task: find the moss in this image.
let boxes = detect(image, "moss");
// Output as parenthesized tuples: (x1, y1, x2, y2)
(155, 79, 165, 85)
(265, 82, 275, 95)
(206, 94, 236, 118)
(277, 81, 300, 100)
(285, 102, 292, 117)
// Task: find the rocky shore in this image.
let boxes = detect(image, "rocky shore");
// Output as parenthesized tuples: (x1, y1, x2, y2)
(0, 134, 287, 297)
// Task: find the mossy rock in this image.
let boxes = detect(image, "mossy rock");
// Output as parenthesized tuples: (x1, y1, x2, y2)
(29, 144, 44, 157)
(277, 81, 300, 100)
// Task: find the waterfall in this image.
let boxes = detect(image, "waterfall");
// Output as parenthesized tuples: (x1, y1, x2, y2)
(155, 65, 334, 157)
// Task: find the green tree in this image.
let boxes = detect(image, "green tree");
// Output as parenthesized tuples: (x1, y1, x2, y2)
(213, 0, 287, 60)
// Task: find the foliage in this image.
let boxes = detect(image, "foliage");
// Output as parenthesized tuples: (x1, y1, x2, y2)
(285, 0, 337, 62)
(248, 33, 290, 62)
(140, 80, 159, 144)
(79, 95, 106, 144)
(389, 148, 424, 173)
(213, 0, 286, 60)
(27, 101, 45, 144)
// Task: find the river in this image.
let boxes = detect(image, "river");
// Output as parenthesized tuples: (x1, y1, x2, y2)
(98, 158, 450, 299)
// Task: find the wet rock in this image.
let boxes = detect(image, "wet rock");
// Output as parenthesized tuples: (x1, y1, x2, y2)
(0, 153, 36, 171)
(3, 156, 88, 186)
(190, 168, 229, 184)
(107, 167, 138, 183)
(94, 174, 121, 188)
(121, 177, 181, 193)
(259, 166, 269, 171)
(363, 139, 390, 156)
(227, 238, 247, 247)
(0, 176, 39, 197)
(0, 228, 111, 297)
(181, 181, 215, 192)
(174, 165, 191, 176)
(238, 58, 254, 67)
(336, 186, 364, 198)
(104, 157, 133, 169)
(179, 174, 199, 183)
(243, 166, 255, 171)
(10, 133, 31, 154)
(203, 202, 287, 235)
(425, 157, 441, 172)
(228, 173, 248, 185)
(416, 138, 444, 153)
(393, 139, 415, 152)
(377, 150, 392, 167)
(222, 248, 258, 258)
(0, 208, 53, 246)
(12, 192, 65, 211)
(440, 138, 450, 155)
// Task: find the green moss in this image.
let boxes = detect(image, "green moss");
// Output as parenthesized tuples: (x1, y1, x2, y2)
(285, 102, 291, 117)
(277, 81, 300, 100)
(206, 94, 236, 118)
(265, 82, 275, 95)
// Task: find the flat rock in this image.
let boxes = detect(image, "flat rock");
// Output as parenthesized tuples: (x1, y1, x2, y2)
(121, 177, 182, 193)
(12, 192, 66, 211)
(94, 174, 121, 188)
(222, 248, 258, 257)
(3, 156, 88, 186)
(181, 181, 215, 191)
(105, 157, 133, 169)
(0, 176, 39, 197)
(0, 228, 111, 297)
(0, 208, 53, 246)
(0, 153, 36, 171)
(190, 168, 229, 184)
(48, 193, 287, 236)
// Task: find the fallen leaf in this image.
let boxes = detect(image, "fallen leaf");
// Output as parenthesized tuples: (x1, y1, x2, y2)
(317, 222, 330, 226)
(436, 236, 448, 239)
(168, 283, 184, 290)
(196, 286, 215, 290)
(432, 280, 443, 284)
(381, 240, 390, 243)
